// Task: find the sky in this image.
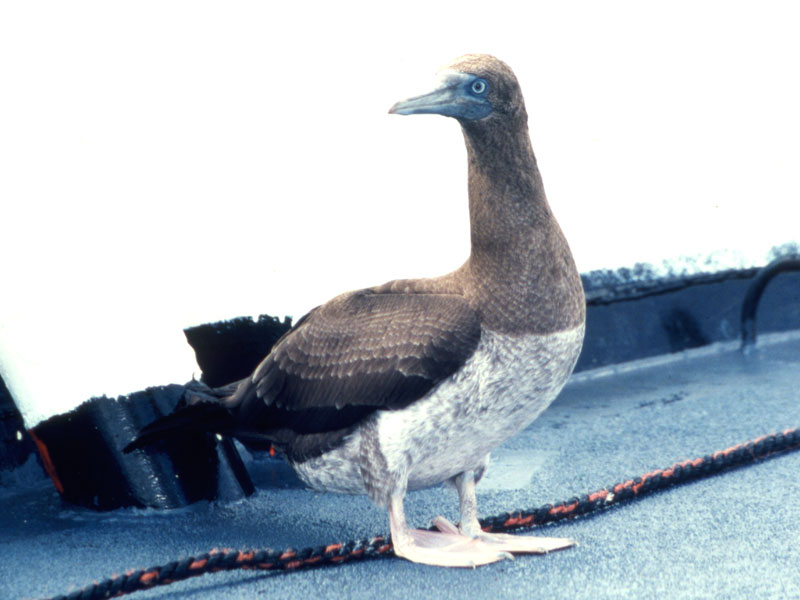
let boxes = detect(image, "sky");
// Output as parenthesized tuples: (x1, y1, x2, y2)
(1, 1, 799, 427)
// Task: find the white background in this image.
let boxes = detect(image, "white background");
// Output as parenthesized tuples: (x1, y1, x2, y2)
(2, 1, 799, 426)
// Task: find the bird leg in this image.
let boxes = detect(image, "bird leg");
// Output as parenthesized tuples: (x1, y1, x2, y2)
(431, 470, 575, 555)
(388, 470, 573, 567)
(388, 492, 514, 567)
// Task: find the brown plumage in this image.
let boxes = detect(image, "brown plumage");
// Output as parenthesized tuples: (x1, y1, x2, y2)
(127, 54, 585, 567)
(222, 290, 482, 461)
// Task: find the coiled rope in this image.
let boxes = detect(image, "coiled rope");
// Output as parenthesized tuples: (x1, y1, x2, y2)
(45, 427, 800, 600)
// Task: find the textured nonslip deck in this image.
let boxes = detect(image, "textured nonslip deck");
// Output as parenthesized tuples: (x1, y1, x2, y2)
(1, 331, 798, 600)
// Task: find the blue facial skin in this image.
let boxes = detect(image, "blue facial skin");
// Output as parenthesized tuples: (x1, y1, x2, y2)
(389, 73, 493, 121)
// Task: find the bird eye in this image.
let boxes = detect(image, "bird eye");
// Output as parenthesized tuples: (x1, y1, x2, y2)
(470, 79, 487, 95)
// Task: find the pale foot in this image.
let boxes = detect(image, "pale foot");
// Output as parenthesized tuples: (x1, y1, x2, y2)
(432, 516, 575, 554)
(386, 472, 575, 568)
(392, 526, 515, 567)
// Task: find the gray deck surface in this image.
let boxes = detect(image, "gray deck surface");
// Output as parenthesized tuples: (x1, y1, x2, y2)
(2, 332, 799, 599)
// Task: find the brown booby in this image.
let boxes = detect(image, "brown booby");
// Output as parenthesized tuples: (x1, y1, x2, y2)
(126, 54, 586, 567)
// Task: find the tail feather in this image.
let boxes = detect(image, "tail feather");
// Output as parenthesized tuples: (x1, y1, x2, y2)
(123, 401, 236, 453)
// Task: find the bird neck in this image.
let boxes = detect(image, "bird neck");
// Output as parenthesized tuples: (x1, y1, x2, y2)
(462, 117, 550, 255)
(459, 118, 585, 334)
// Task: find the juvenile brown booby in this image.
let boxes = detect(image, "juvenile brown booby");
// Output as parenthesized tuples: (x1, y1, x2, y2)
(127, 54, 586, 567)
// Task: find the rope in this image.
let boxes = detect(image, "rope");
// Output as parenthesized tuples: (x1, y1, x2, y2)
(44, 427, 800, 600)
(479, 427, 800, 532)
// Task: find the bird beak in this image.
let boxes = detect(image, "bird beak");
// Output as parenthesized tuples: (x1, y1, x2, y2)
(389, 74, 463, 116)
(389, 72, 491, 120)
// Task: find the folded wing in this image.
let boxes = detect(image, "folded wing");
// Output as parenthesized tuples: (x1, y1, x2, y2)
(226, 287, 481, 460)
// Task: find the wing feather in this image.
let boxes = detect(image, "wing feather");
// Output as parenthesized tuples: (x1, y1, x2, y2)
(227, 287, 481, 459)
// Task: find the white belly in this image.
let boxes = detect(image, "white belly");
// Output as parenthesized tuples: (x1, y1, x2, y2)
(292, 323, 585, 495)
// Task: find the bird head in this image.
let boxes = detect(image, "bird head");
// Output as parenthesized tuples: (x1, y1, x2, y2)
(389, 54, 526, 125)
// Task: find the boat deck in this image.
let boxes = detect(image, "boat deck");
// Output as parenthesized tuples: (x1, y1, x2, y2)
(3, 331, 798, 599)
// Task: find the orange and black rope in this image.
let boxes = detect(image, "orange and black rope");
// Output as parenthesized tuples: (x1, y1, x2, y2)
(45, 427, 800, 600)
